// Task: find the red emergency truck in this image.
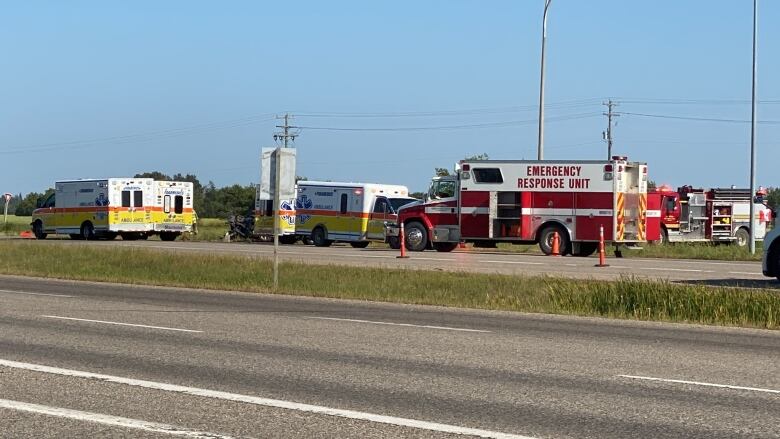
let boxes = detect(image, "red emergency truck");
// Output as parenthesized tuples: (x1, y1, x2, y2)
(392, 156, 658, 256)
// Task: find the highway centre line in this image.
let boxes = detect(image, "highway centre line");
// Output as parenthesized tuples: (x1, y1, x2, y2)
(618, 375, 780, 395)
(305, 316, 491, 333)
(0, 289, 74, 298)
(40, 315, 203, 333)
(0, 398, 236, 438)
(0, 359, 534, 439)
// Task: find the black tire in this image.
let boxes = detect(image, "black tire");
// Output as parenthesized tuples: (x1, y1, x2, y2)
(656, 227, 669, 245)
(404, 221, 428, 252)
(312, 227, 332, 247)
(433, 242, 458, 252)
(159, 232, 178, 241)
(32, 221, 47, 239)
(279, 235, 298, 245)
(80, 222, 95, 240)
(387, 236, 401, 250)
(573, 242, 598, 257)
(350, 241, 370, 249)
(734, 227, 750, 247)
(538, 225, 569, 255)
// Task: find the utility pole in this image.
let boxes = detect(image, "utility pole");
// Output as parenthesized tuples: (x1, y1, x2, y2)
(602, 100, 619, 160)
(749, 0, 758, 255)
(274, 113, 298, 148)
(537, 0, 552, 160)
(271, 113, 298, 289)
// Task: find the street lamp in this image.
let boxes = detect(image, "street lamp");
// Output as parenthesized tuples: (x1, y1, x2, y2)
(749, 0, 758, 254)
(537, 0, 552, 160)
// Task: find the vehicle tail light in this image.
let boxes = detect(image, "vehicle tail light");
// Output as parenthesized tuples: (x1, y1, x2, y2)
(462, 164, 470, 171)
(604, 164, 612, 172)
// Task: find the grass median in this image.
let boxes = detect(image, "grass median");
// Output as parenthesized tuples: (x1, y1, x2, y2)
(1, 240, 778, 330)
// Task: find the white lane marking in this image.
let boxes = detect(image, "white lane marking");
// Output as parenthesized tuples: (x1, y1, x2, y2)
(40, 315, 202, 333)
(0, 398, 236, 438)
(0, 359, 532, 439)
(305, 316, 491, 333)
(643, 267, 712, 273)
(728, 271, 763, 276)
(619, 375, 780, 395)
(480, 260, 544, 266)
(0, 289, 74, 298)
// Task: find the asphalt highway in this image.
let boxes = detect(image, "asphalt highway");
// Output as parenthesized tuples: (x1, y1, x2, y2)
(1, 275, 778, 438)
(28, 238, 776, 287)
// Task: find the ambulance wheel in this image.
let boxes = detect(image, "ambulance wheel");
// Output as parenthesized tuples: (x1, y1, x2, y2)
(387, 236, 401, 250)
(538, 225, 569, 255)
(734, 228, 750, 247)
(80, 222, 95, 240)
(312, 227, 332, 247)
(279, 235, 298, 245)
(32, 221, 47, 239)
(350, 241, 370, 249)
(160, 232, 178, 241)
(404, 221, 428, 252)
(574, 242, 598, 257)
(433, 242, 458, 252)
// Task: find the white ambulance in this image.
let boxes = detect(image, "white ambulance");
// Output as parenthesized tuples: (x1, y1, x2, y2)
(294, 181, 417, 247)
(151, 180, 196, 241)
(32, 178, 155, 240)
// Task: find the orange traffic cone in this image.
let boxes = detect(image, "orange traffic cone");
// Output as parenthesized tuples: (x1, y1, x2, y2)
(19, 230, 34, 239)
(459, 241, 466, 249)
(595, 224, 609, 267)
(396, 222, 409, 259)
(551, 231, 561, 256)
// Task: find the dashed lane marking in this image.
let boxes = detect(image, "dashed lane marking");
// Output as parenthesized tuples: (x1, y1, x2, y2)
(619, 375, 780, 395)
(40, 315, 203, 333)
(0, 398, 237, 438)
(0, 359, 535, 439)
(305, 316, 491, 333)
(0, 289, 74, 298)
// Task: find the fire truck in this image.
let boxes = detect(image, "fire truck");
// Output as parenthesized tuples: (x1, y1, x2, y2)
(391, 157, 656, 255)
(651, 185, 771, 246)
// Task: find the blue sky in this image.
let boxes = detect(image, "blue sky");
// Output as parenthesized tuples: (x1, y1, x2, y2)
(1, 1, 778, 196)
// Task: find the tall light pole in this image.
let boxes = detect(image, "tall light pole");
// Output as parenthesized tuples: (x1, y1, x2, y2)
(537, 0, 552, 160)
(749, 0, 758, 254)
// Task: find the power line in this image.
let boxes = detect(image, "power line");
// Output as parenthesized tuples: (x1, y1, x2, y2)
(293, 99, 603, 118)
(296, 113, 601, 132)
(612, 97, 780, 105)
(617, 111, 780, 124)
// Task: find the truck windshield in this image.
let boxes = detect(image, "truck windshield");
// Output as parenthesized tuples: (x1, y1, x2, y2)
(428, 180, 456, 200)
(389, 197, 417, 213)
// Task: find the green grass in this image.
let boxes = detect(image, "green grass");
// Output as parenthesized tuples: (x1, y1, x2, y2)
(1, 241, 778, 330)
(183, 218, 228, 242)
(1, 216, 31, 236)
